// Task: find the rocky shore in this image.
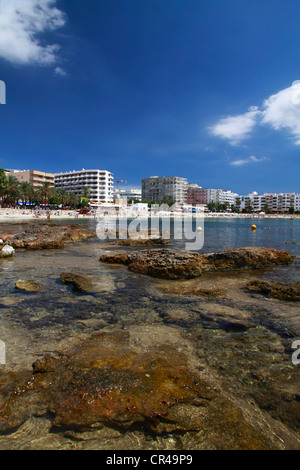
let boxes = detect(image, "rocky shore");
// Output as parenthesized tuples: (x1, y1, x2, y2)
(0, 222, 96, 250)
(0, 231, 299, 450)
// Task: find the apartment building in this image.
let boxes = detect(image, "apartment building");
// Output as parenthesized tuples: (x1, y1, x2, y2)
(187, 186, 237, 206)
(9, 170, 54, 188)
(142, 176, 188, 205)
(114, 188, 142, 201)
(54, 169, 114, 204)
(186, 184, 204, 205)
(238, 192, 300, 212)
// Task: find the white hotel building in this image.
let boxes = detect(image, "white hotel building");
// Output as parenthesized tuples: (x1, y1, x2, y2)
(237, 191, 300, 212)
(54, 169, 114, 204)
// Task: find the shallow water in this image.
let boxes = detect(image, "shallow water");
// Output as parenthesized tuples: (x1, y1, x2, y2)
(0, 217, 299, 449)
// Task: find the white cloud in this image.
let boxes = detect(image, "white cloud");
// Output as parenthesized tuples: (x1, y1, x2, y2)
(230, 155, 267, 166)
(210, 82, 300, 146)
(261, 81, 300, 145)
(0, 0, 66, 66)
(54, 66, 66, 76)
(208, 106, 261, 145)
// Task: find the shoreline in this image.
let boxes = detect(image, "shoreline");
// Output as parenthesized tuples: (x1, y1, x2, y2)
(0, 208, 299, 222)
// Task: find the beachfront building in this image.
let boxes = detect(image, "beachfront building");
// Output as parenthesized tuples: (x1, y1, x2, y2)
(54, 169, 114, 204)
(114, 188, 142, 202)
(237, 192, 300, 213)
(142, 176, 188, 205)
(186, 184, 204, 205)
(188, 187, 237, 207)
(8, 170, 55, 188)
(260, 193, 300, 212)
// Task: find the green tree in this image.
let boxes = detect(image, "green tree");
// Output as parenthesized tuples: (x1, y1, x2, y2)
(158, 195, 175, 206)
(81, 187, 91, 200)
(77, 187, 90, 207)
(68, 192, 79, 209)
(289, 206, 295, 214)
(20, 182, 34, 207)
(39, 182, 54, 205)
(207, 201, 216, 212)
(6, 175, 20, 205)
(263, 204, 271, 214)
(0, 169, 7, 207)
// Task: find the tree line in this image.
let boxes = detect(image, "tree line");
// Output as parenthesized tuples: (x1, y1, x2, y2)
(0, 169, 90, 209)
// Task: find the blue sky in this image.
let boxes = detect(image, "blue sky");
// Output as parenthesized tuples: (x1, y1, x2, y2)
(0, 0, 300, 195)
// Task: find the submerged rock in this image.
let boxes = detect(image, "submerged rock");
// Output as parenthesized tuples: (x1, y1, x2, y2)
(246, 280, 300, 301)
(100, 247, 295, 280)
(59, 272, 93, 293)
(99, 253, 130, 265)
(160, 285, 225, 298)
(110, 237, 170, 247)
(15, 280, 43, 292)
(0, 327, 295, 449)
(4, 223, 96, 250)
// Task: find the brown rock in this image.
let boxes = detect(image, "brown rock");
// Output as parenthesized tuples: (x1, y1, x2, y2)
(110, 238, 170, 247)
(15, 280, 43, 292)
(246, 280, 300, 301)
(0, 329, 283, 449)
(59, 272, 93, 293)
(99, 253, 129, 265)
(6, 223, 96, 250)
(161, 285, 225, 298)
(127, 249, 203, 279)
(99, 247, 295, 280)
(201, 247, 295, 272)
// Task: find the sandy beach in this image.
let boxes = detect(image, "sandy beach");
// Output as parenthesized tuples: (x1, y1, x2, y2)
(0, 207, 299, 222)
(0, 208, 91, 221)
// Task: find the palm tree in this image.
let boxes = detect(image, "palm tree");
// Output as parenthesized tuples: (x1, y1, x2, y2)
(81, 186, 90, 200)
(207, 201, 216, 212)
(68, 192, 79, 209)
(6, 175, 20, 206)
(40, 182, 52, 205)
(0, 169, 7, 207)
(20, 182, 34, 207)
(53, 189, 68, 206)
(34, 182, 55, 207)
(79, 187, 90, 208)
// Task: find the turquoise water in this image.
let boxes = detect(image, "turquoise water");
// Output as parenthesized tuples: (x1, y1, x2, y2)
(55, 216, 300, 256)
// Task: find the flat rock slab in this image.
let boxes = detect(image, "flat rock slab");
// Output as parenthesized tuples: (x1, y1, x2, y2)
(15, 280, 43, 292)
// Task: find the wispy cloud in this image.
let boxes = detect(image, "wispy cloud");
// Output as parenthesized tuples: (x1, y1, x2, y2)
(209, 81, 300, 146)
(230, 155, 267, 166)
(0, 0, 66, 66)
(54, 66, 67, 76)
(208, 106, 261, 145)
